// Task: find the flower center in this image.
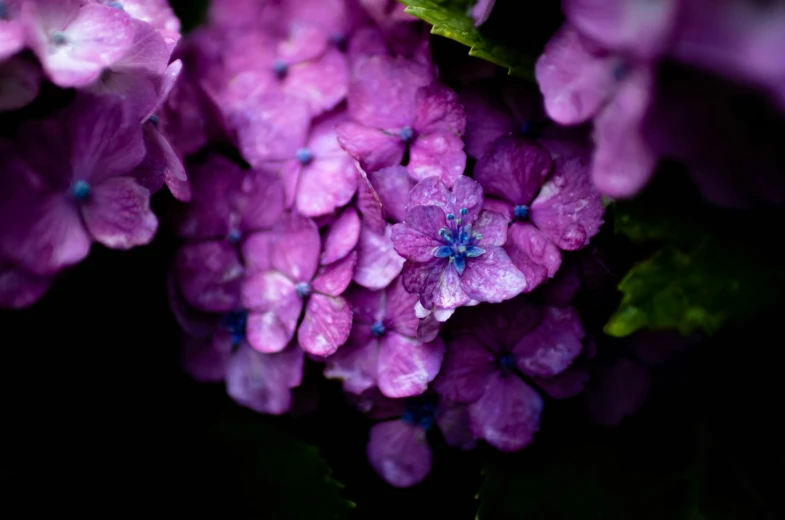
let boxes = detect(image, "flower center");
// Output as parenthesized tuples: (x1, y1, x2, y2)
(328, 33, 346, 50)
(51, 31, 67, 46)
(147, 114, 159, 127)
(221, 309, 248, 348)
(434, 208, 486, 275)
(497, 353, 515, 371)
(296, 147, 314, 165)
(107, 1, 124, 9)
(295, 281, 312, 299)
(272, 59, 288, 79)
(513, 205, 529, 220)
(370, 321, 386, 337)
(226, 228, 242, 245)
(402, 396, 437, 430)
(612, 61, 631, 82)
(71, 180, 91, 201)
(0, 3, 8, 19)
(399, 126, 414, 143)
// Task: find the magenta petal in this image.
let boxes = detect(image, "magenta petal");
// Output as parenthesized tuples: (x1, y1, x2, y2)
(377, 333, 444, 398)
(535, 24, 616, 125)
(504, 222, 562, 291)
(239, 168, 286, 231)
(591, 66, 656, 198)
(408, 132, 466, 187)
(151, 125, 191, 202)
(472, 0, 497, 26)
(229, 92, 311, 166)
(25, 3, 135, 88)
(384, 276, 420, 338)
(285, 48, 349, 116)
(513, 306, 584, 378)
(270, 213, 321, 283)
(145, 59, 183, 122)
(0, 263, 53, 309)
(353, 224, 405, 291)
(468, 373, 543, 452)
(243, 275, 302, 354)
(113, 17, 170, 75)
(473, 210, 509, 247)
(0, 19, 24, 62)
(226, 344, 304, 415)
(175, 241, 243, 313)
(240, 231, 273, 275)
(297, 155, 358, 217)
(436, 400, 477, 450)
(348, 54, 431, 129)
(336, 122, 405, 174)
(402, 257, 471, 310)
(299, 293, 353, 356)
(367, 166, 415, 223)
(323, 327, 379, 395)
(129, 123, 167, 194)
(0, 56, 41, 112)
(313, 251, 357, 297)
(433, 335, 496, 403)
(322, 207, 361, 265)
(391, 206, 445, 262)
(473, 136, 552, 206)
(367, 420, 432, 488)
(413, 81, 466, 135)
(277, 24, 328, 64)
(460, 247, 527, 303)
(460, 81, 518, 159)
(531, 155, 604, 251)
(81, 177, 157, 249)
(406, 175, 452, 211)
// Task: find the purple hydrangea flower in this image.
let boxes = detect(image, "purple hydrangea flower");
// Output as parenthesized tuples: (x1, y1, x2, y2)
(324, 277, 444, 397)
(535, 24, 656, 198)
(173, 154, 284, 313)
(241, 212, 354, 357)
(474, 136, 604, 291)
(0, 55, 41, 112)
(98, 0, 182, 51)
(0, 0, 24, 61)
(321, 206, 361, 266)
(21, 0, 135, 88)
(471, 0, 496, 27)
(391, 176, 526, 313)
(0, 260, 53, 309)
(353, 221, 405, 290)
(434, 299, 585, 451)
(337, 55, 467, 187)
(0, 94, 157, 276)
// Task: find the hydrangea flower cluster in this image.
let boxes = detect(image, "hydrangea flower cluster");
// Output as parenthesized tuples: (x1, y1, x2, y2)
(535, 0, 785, 206)
(164, 0, 608, 488)
(0, 0, 186, 308)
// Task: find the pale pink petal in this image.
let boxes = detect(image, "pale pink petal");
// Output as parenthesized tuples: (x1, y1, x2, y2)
(296, 155, 358, 217)
(243, 272, 302, 354)
(504, 222, 562, 292)
(377, 333, 445, 398)
(408, 132, 466, 187)
(353, 224, 405, 290)
(367, 165, 415, 223)
(322, 206, 361, 265)
(460, 247, 527, 303)
(312, 251, 357, 297)
(335, 122, 405, 174)
(299, 293, 353, 356)
(174, 241, 243, 313)
(81, 176, 157, 249)
(513, 306, 585, 378)
(285, 48, 349, 116)
(323, 327, 379, 395)
(270, 213, 321, 282)
(367, 420, 432, 488)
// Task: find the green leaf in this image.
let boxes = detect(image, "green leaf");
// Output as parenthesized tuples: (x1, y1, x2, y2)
(206, 406, 354, 520)
(399, 0, 536, 79)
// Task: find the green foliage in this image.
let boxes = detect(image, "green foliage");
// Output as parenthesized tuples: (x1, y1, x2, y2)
(206, 406, 354, 520)
(399, 0, 536, 79)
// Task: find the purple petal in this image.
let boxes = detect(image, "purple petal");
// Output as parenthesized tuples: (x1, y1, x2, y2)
(460, 80, 518, 159)
(384, 276, 420, 337)
(433, 335, 496, 403)
(151, 125, 190, 201)
(243, 274, 302, 354)
(166, 270, 216, 338)
(353, 224, 405, 291)
(181, 332, 231, 383)
(413, 81, 466, 135)
(468, 373, 542, 452)
(513, 306, 584, 378)
(591, 66, 657, 198)
(402, 257, 471, 310)
(504, 222, 562, 291)
(535, 24, 617, 125)
(0, 19, 24, 62)
(24, 2, 135, 88)
(539, 260, 582, 307)
(417, 314, 442, 343)
(240, 231, 273, 275)
(530, 155, 605, 251)
(81, 177, 157, 249)
(322, 207, 361, 265)
(474, 209, 510, 247)
(0, 56, 41, 112)
(367, 165, 415, 224)
(345, 283, 385, 324)
(323, 327, 379, 395)
(174, 241, 243, 313)
(406, 175, 452, 211)
(145, 59, 182, 122)
(86, 72, 159, 131)
(347, 54, 432, 129)
(473, 136, 552, 206)
(228, 91, 311, 166)
(408, 132, 466, 187)
(299, 293, 353, 356)
(472, 0, 497, 26)
(112, 17, 170, 75)
(460, 247, 527, 303)
(533, 365, 590, 399)
(285, 48, 349, 116)
(367, 420, 432, 488)
(356, 173, 387, 235)
(0, 262, 53, 309)
(297, 155, 358, 217)
(239, 168, 285, 231)
(336, 122, 405, 174)
(564, 0, 678, 60)
(277, 24, 328, 64)
(312, 251, 357, 297)
(270, 213, 321, 283)
(391, 206, 445, 262)
(378, 333, 444, 398)
(436, 400, 478, 450)
(226, 344, 304, 415)
(129, 123, 167, 195)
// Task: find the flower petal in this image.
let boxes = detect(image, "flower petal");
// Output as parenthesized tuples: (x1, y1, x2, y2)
(0, 263, 53, 309)
(226, 344, 304, 415)
(243, 272, 302, 353)
(296, 155, 358, 217)
(312, 251, 357, 297)
(174, 240, 243, 313)
(322, 206, 361, 265)
(513, 305, 585, 378)
(413, 81, 466, 135)
(336, 122, 405, 174)
(81, 176, 157, 249)
(323, 327, 379, 395)
(391, 206, 445, 262)
(408, 131, 466, 187)
(285, 47, 349, 116)
(367, 420, 432, 488)
(0, 56, 41, 112)
(460, 80, 518, 159)
(433, 334, 496, 403)
(473, 136, 552, 206)
(270, 212, 321, 282)
(367, 165, 415, 224)
(504, 222, 562, 292)
(378, 333, 444, 398)
(460, 247, 527, 303)
(299, 293, 353, 356)
(353, 224, 405, 290)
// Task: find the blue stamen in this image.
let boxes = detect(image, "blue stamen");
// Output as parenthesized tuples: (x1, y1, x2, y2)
(613, 61, 631, 81)
(147, 114, 159, 127)
(399, 126, 414, 143)
(107, 1, 124, 9)
(0, 4, 8, 19)
(296, 147, 314, 165)
(402, 396, 438, 430)
(328, 33, 346, 49)
(295, 281, 312, 299)
(498, 353, 515, 371)
(227, 228, 242, 245)
(432, 207, 485, 275)
(71, 180, 91, 201)
(513, 205, 529, 220)
(371, 321, 386, 337)
(221, 310, 248, 347)
(51, 31, 67, 45)
(273, 59, 288, 78)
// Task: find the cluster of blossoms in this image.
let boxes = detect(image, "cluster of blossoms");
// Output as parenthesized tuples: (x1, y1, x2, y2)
(0, 0, 187, 307)
(165, 0, 609, 488)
